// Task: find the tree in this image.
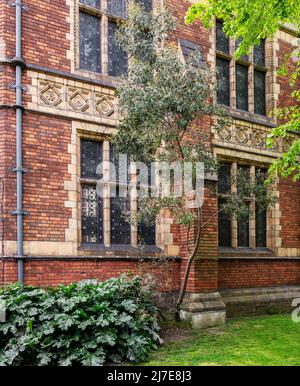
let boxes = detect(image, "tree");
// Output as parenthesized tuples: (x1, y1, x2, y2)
(113, 3, 276, 318)
(186, 0, 300, 181)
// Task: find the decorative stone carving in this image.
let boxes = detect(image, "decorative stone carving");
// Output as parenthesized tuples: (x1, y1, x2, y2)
(217, 126, 232, 141)
(95, 95, 115, 117)
(213, 119, 297, 155)
(251, 130, 265, 148)
(271, 137, 281, 152)
(39, 83, 63, 107)
(282, 137, 294, 153)
(68, 89, 90, 113)
(235, 126, 249, 144)
(34, 77, 118, 123)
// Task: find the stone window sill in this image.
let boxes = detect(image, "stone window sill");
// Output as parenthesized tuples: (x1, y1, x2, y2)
(218, 247, 275, 258)
(78, 243, 164, 257)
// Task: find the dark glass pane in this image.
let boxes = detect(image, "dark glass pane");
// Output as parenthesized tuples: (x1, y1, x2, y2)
(79, 12, 101, 73)
(237, 165, 250, 195)
(138, 200, 156, 246)
(236, 64, 248, 111)
(81, 184, 103, 244)
(79, 0, 100, 8)
(137, 0, 153, 12)
(237, 217, 249, 247)
(138, 221, 156, 245)
(216, 58, 230, 106)
(107, 0, 127, 18)
(235, 37, 248, 61)
(254, 70, 266, 116)
(216, 20, 229, 53)
(254, 39, 265, 66)
(256, 205, 267, 247)
(81, 139, 103, 179)
(108, 21, 128, 77)
(218, 163, 231, 194)
(110, 144, 130, 183)
(218, 199, 232, 247)
(179, 39, 205, 68)
(111, 187, 131, 245)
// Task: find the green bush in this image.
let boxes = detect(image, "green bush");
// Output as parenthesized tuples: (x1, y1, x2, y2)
(0, 275, 162, 366)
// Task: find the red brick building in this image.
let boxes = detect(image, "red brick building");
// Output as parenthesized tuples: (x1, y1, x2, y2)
(0, 0, 299, 327)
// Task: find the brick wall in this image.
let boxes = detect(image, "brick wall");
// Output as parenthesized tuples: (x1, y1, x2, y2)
(219, 259, 300, 289)
(0, 0, 299, 293)
(279, 178, 300, 249)
(0, 258, 181, 291)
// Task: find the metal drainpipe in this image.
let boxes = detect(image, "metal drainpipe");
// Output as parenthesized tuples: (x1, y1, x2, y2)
(14, 0, 24, 284)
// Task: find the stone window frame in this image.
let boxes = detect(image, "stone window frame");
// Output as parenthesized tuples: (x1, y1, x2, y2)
(71, 0, 160, 80)
(76, 0, 128, 77)
(215, 20, 273, 116)
(218, 161, 270, 250)
(78, 135, 159, 249)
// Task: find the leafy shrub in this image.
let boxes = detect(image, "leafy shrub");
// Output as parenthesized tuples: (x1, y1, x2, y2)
(0, 275, 162, 366)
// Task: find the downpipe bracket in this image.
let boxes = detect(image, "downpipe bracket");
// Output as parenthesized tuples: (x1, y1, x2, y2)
(10, 166, 29, 174)
(10, 57, 27, 69)
(6, 1, 29, 11)
(8, 82, 29, 93)
(9, 210, 30, 217)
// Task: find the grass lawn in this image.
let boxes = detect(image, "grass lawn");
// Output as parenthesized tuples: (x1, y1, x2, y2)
(141, 314, 300, 366)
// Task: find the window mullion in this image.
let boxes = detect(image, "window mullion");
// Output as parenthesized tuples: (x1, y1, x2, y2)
(101, 14, 108, 75)
(103, 140, 111, 246)
(248, 64, 254, 113)
(229, 38, 235, 109)
(231, 162, 238, 248)
(130, 162, 138, 247)
(249, 165, 256, 248)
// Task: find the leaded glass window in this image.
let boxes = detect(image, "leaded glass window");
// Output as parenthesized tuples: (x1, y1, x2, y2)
(235, 37, 248, 61)
(81, 139, 104, 244)
(108, 21, 128, 77)
(254, 70, 266, 115)
(111, 187, 131, 245)
(218, 163, 231, 194)
(179, 39, 206, 69)
(109, 144, 130, 183)
(79, 0, 128, 77)
(216, 21, 229, 54)
(236, 64, 248, 111)
(237, 208, 250, 247)
(216, 58, 230, 106)
(107, 0, 127, 18)
(256, 205, 267, 247)
(79, 12, 101, 73)
(109, 145, 131, 245)
(137, 163, 156, 246)
(218, 162, 268, 250)
(237, 165, 250, 195)
(81, 139, 103, 179)
(218, 164, 232, 248)
(138, 213, 156, 246)
(254, 40, 265, 66)
(215, 20, 268, 113)
(79, 0, 100, 8)
(137, 0, 153, 12)
(218, 199, 232, 247)
(81, 184, 104, 244)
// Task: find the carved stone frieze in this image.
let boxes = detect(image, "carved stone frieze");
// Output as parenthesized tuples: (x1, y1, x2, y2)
(215, 119, 296, 155)
(28, 71, 118, 126)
